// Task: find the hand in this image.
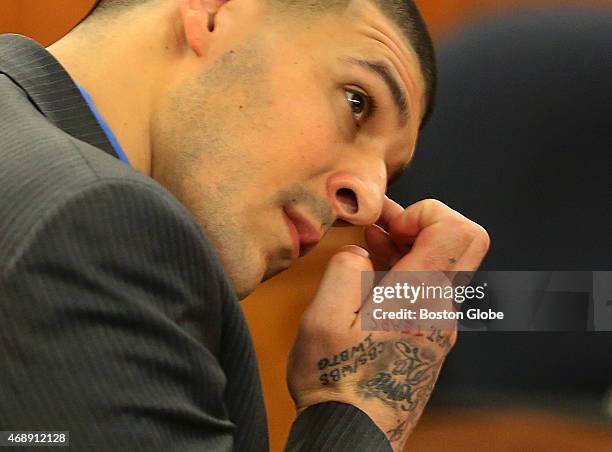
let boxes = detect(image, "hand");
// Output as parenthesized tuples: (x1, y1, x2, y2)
(287, 199, 490, 451)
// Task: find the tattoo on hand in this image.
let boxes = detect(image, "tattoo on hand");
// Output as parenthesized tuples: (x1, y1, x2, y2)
(386, 420, 409, 443)
(318, 334, 386, 385)
(427, 326, 452, 351)
(315, 332, 450, 445)
(358, 340, 439, 413)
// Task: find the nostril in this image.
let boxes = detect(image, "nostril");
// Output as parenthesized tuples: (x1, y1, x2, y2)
(336, 188, 359, 214)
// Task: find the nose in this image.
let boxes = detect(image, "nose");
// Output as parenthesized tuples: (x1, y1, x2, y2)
(327, 171, 386, 226)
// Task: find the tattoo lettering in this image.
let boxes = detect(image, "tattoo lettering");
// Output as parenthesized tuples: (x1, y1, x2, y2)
(359, 340, 439, 413)
(318, 334, 386, 386)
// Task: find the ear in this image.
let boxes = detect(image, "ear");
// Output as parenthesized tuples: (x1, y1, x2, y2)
(178, 0, 229, 57)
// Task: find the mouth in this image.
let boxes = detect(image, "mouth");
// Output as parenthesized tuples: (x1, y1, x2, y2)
(282, 206, 322, 260)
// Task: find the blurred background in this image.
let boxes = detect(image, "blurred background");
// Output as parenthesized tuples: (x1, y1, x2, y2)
(2, 1, 611, 450)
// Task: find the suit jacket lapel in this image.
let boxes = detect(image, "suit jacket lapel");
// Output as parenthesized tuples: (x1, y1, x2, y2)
(0, 34, 118, 159)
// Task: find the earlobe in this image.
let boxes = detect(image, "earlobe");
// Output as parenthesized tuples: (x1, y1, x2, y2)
(179, 0, 207, 56)
(178, 0, 229, 56)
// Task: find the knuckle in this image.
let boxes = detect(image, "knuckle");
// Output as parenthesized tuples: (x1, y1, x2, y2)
(421, 198, 450, 215)
(447, 218, 489, 245)
(298, 311, 312, 331)
(299, 307, 335, 339)
(458, 220, 491, 254)
(299, 311, 325, 337)
(472, 224, 491, 253)
(421, 199, 467, 225)
(445, 218, 478, 244)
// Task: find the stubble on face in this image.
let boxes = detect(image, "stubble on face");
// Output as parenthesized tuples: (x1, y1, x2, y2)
(263, 185, 334, 279)
(151, 41, 274, 299)
(151, 6, 417, 299)
(152, 27, 338, 299)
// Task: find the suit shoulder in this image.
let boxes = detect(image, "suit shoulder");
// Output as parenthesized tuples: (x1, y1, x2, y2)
(0, 73, 141, 188)
(4, 176, 233, 303)
(0, 78, 224, 285)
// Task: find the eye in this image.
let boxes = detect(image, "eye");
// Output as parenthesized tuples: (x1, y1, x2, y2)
(345, 88, 376, 124)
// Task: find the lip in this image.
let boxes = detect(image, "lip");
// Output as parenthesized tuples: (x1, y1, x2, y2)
(283, 207, 322, 259)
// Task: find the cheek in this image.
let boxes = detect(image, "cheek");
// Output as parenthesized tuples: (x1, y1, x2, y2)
(262, 123, 339, 182)
(264, 102, 341, 177)
(239, 73, 343, 179)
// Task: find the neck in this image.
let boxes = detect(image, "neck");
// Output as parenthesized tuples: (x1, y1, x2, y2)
(47, 7, 176, 176)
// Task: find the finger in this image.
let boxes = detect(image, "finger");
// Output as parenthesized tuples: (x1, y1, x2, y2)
(375, 196, 404, 231)
(450, 230, 491, 272)
(386, 199, 448, 248)
(390, 200, 490, 272)
(364, 224, 403, 268)
(305, 245, 375, 327)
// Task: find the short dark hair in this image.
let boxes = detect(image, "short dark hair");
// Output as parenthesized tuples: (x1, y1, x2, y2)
(86, 0, 436, 126)
(269, 0, 437, 126)
(375, 0, 437, 127)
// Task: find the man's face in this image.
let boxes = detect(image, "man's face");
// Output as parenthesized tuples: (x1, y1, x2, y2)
(152, 0, 426, 299)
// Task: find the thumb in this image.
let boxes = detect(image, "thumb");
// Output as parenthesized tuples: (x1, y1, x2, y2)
(305, 245, 374, 327)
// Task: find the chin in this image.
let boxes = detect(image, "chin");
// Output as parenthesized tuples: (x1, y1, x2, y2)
(235, 287, 254, 301)
(232, 276, 259, 300)
(232, 262, 268, 301)
(229, 249, 291, 300)
(233, 261, 290, 300)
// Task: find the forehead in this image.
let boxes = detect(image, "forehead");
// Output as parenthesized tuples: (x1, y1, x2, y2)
(275, 1, 426, 136)
(295, 1, 426, 166)
(324, 1, 425, 125)
(359, 3, 424, 115)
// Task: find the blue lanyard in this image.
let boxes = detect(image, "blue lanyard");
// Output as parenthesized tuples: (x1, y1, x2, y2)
(77, 84, 130, 165)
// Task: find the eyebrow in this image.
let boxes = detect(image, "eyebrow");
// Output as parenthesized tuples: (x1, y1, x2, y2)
(345, 57, 410, 127)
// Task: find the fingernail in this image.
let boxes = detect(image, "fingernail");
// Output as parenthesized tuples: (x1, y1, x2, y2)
(341, 245, 370, 259)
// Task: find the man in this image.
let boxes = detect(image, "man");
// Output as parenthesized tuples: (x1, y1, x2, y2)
(0, 0, 489, 450)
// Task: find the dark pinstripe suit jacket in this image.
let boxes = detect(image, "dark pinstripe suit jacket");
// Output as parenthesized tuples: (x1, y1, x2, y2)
(0, 34, 390, 452)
